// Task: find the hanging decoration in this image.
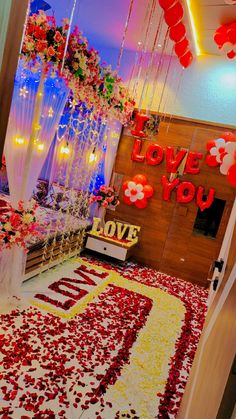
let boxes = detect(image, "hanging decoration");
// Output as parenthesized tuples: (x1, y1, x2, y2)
(214, 21, 236, 59)
(206, 132, 236, 186)
(122, 175, 154, 208)
(21, 10, 135, 124)
(158, 0, 194, 68)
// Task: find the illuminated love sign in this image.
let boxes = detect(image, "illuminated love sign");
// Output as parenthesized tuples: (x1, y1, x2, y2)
(91, 217, 141, 241)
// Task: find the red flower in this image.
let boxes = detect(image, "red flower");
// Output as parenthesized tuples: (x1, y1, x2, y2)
(35, 40, 47, 52)
(34, 26, 47, 40)
(47, 46, 55, 57)
(54, 31, 63, 43)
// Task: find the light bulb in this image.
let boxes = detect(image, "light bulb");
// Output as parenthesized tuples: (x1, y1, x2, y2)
(37, 143, 44, 151)
(15, 137, 25, 145)
(89, 152, 97, 163)
(48, 107, 54, 117)
(60, 145, 70, 155)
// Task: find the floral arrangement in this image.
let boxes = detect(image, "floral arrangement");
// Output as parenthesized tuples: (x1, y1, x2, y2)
(21, 10, 135, 124)
(89, 185, 120, 208)
(0, 200, 39, 251)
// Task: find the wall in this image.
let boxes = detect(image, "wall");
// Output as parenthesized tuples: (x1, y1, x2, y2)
(91, 46, 236, 128)
(106, 117, 235, 287)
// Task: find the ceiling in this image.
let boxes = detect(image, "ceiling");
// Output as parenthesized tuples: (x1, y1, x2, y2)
(193, 0, 236, 55)
(44, 0, 236, 57)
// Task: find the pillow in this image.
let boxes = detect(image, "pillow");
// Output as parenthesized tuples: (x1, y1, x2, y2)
(32, 179, 49, 206)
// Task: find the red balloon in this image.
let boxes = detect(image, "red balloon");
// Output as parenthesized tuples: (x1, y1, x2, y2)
(221, 131, 235, 142)
(164, 2, 184, 27)
(196, 186, 215, 211)
(214, 31, 227, 47)
(131, 138, 145, 162)
(228, 28, 236, 44)
(135, 198, 148, 209)
(227, 163, 236, 186)
(146, 143, 164, 165)
(205, 154, 219, 167)
(169, 22, 186, 42)
(131, 113, 150, 138)
(159, 0, 177, 10)
(161, 175, 180, 201)
(174, 37, 189, 57)
(179, 50, 193, 68)
(206, 140, 216, 151)
(123, 195, 132, 205)
(176, 182, 195, 203)
(133, 174, 147, 185)
(122, 180, 130, 190)
(227, 50, 236, 59)
(143, 184, 154, 198)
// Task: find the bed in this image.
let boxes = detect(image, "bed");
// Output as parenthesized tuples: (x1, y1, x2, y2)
(0, 186, 91, 280)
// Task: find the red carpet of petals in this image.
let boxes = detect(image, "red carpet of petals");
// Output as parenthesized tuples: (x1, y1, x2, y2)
(0, 284, 152, 418)
(82, 256, 208, 418)
(0, 256, 208, 418)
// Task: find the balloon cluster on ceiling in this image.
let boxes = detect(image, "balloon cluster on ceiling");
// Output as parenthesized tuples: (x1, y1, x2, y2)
(214, 21, 236, 59)
(158, 0, 193, 68)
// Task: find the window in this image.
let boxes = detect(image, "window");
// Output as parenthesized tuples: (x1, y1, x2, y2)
(193, 197, 226, 238)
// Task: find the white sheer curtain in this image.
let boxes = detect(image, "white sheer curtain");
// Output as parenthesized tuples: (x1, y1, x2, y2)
(1, 59, 69, 302)
(104, 119, 122, 185)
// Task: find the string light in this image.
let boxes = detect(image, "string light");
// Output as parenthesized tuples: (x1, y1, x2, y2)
(37, 143, 44, 151)
(19, 86, 29, 98)
(15, 137, 25, 145)
(88, 150, 97, 164)
(60, 144, 70, 155)
(48, 107, 54, 118)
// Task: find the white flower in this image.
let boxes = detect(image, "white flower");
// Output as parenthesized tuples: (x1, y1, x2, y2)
(124, 181, 144, 202)
(210, 138, 226, 163)
(220, 142, 236, 175)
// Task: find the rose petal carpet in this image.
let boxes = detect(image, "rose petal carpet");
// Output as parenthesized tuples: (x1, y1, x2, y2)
(0, 256, 208, 419)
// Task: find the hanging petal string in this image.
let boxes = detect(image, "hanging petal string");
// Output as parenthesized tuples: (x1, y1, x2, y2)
(61, 0, 78, 72)
(116, 0, 135, 72)
(138, 10, 163, 113)
(146, 27, 170, 114)
(158, 45, 174, 115)
(132, 0, 156, 100)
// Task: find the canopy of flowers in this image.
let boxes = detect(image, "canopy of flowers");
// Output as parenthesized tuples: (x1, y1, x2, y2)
(21, 11, 135, 124)
(0, 200, 39, 251)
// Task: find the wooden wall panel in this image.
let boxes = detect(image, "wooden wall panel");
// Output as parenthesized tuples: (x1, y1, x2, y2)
(106, 118, 235, 287)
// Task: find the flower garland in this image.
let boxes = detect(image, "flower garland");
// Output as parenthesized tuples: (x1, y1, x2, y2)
(21, 10, 135, 124)
(0, 200, 39, 251)
(89, 185, 120, 208)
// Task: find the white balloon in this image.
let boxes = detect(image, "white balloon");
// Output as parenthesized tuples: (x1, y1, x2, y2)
(221, 42, 234, 52)
(224, 0, 236, 4)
